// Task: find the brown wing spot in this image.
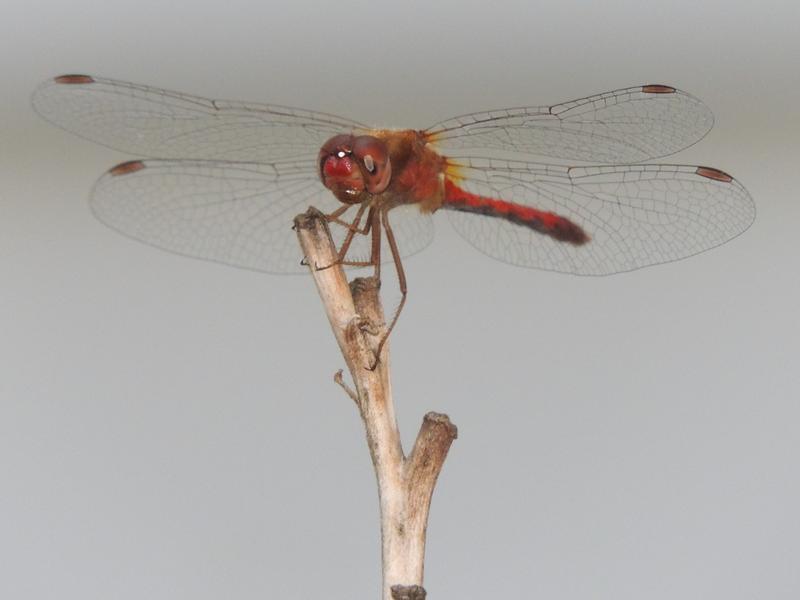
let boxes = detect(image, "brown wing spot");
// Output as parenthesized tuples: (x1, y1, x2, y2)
(109, 160, 146, 176)
(696, 166, 733, 182)
(642, 84, 676, 94)
(54, 74, 95, 85)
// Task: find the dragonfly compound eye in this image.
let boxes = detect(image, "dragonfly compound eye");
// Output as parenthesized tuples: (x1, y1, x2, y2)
(353, 135, 391, 194)
(318, 134, 369, 202)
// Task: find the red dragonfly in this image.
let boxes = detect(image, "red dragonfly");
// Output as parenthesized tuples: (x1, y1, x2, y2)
(33, 75, 754, 344)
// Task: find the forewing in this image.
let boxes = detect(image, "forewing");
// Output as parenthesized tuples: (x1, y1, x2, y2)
(32, 75, 367, 162)
(427, 85, 714, 163)
(445, 158, 754, 275)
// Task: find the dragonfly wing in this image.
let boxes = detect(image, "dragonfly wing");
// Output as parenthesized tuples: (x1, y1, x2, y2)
(90, 159, 432, 273)
(32, 75, 367, 162)
(444, 158, 754, 275)
(383, 204, 435, 261)
(91, 159, 343, 273)
(426, 85, 714, 163)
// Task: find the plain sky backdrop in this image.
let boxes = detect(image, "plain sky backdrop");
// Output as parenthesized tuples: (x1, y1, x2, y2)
(2, 1, 798, 599)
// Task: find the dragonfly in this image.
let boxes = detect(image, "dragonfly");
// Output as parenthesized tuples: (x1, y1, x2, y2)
(32, 75, 754, 358)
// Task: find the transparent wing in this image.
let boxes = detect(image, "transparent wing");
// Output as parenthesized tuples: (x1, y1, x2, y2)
(90, 159, 432, 273)
(445, 158, 754, 275)
(32, 75, 368, 162)
(426, 85, 714, 164)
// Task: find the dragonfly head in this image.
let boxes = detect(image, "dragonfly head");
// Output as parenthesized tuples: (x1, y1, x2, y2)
(319, 134, 392, 202)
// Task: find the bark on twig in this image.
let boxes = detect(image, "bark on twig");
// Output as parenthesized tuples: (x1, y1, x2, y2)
(391, 584, 428, 600)
(294, 207, 457, 600)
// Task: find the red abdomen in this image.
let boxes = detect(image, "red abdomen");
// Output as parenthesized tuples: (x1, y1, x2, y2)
(442, 179, 589, 245)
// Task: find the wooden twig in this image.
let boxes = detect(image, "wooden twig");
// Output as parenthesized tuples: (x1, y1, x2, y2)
(294, 207, 458, 600)
(391, 584, 428, 600)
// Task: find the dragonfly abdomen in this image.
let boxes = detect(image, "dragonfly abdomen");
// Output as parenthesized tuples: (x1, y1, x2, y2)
(441, 179, 589, 245)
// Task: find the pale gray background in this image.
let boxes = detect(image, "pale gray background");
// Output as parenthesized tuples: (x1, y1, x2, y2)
(2, 0, 798, 598)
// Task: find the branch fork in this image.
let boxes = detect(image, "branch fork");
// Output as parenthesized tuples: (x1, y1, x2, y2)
(294, 208, 457, 600)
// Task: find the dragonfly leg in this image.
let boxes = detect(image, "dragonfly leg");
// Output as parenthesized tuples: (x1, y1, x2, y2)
(331, 202, 371, 264)
(369, 207, 382, 282)
(327, 207, 381, 276)
(310, 203, 371, 271)
(326, 203, 370, 234)
(368, 206, 406, 371)
(325, 203, 351, 221)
